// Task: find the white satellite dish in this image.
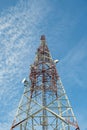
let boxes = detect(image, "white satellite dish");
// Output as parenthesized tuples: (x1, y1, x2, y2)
(54, 59, 59, 63)
(22, 78, 26, 83)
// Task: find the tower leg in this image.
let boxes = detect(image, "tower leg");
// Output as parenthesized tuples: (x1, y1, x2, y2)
(68, 125, 70, 130)
(42, 89, 48, 130)
(20, 124, 22, 130)
(24, 122, 27, 130)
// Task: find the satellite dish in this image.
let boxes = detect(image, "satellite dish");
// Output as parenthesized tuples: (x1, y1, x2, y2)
(22, 78, 26, 83)
(54, 59, 59, 63)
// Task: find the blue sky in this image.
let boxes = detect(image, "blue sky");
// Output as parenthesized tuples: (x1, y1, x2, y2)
(0, 0, 87, 130)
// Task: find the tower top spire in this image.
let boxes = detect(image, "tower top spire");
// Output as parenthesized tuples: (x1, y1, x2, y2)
(40, 35, 46, 46)
(40, 35, 46, 41)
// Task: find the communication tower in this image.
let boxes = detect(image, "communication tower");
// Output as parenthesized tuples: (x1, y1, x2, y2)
(10, 35, 80, 130)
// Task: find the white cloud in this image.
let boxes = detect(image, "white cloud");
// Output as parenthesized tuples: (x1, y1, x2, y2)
(59, 38, 87, 88)
(0, 123, 10, 130)
(0, 0, 50, 130)
(0, 22, 11, 30)
(0, 0, 86, 130)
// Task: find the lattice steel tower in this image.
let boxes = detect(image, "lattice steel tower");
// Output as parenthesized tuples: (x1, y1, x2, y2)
(10, 35, 80, 130)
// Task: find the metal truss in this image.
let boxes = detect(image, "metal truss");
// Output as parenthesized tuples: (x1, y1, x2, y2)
(10, 35, 80, 130)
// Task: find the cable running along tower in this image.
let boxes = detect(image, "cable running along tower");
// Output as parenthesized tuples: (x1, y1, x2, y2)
(10, 35, 80, 130)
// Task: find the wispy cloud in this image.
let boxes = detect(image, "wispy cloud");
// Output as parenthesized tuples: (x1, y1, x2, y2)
(0, 123, 10, 130)
(0, 0, 50, 129)
(59, 38, 87, 88)
(0, 0, 87, 130)
(58, 38, 87, 130)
